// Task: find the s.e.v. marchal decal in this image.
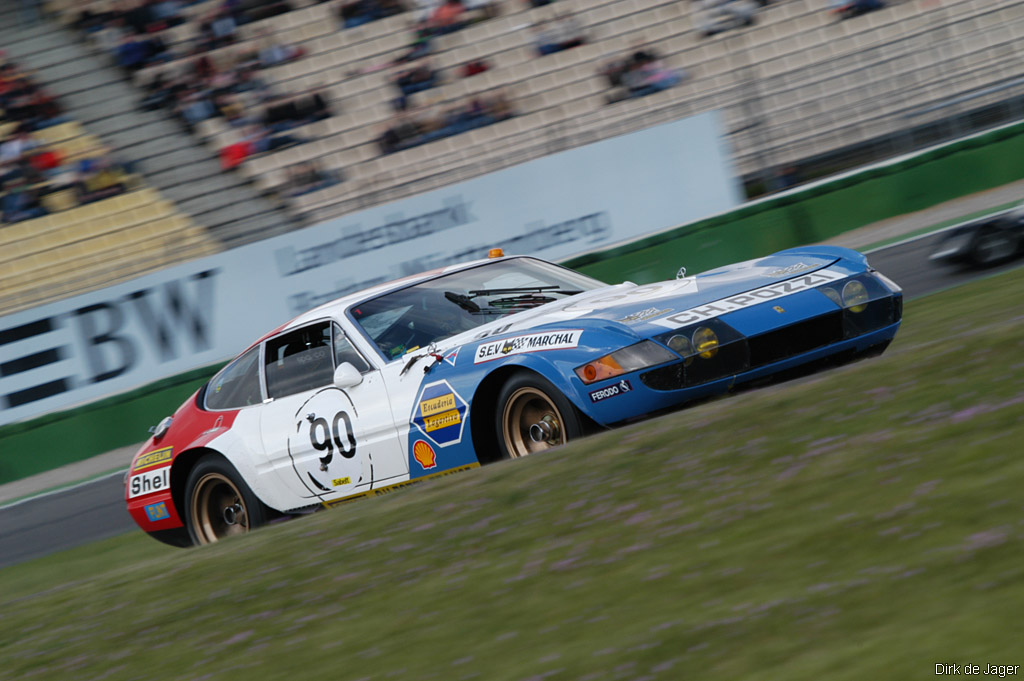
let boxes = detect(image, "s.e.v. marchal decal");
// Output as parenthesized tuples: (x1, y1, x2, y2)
(474, 330, 583, 363)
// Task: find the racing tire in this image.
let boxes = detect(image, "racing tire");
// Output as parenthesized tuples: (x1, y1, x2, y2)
(184, 455, 267, 546)
(495, 373, 584, 460)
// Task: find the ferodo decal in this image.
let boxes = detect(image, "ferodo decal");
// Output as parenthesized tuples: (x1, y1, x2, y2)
(129, 467, 170, 499)
(474, 330, 583, 364)
(652, 268, 847, 329)
(133, 446, 173, 472)
(413, 380, 468, 447)
(144, 501, 170, 522)
(589, 379, 632, 403)
(413, 440, 437, 469)
(443, 347, 460, 367)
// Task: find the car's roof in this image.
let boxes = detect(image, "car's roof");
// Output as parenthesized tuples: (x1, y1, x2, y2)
(265, 255, 526, 341)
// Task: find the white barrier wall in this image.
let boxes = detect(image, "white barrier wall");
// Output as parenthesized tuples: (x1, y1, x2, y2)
(0, 112, 741, 426)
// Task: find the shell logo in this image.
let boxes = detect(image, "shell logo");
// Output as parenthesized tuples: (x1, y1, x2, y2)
(413, 440, 437, 470)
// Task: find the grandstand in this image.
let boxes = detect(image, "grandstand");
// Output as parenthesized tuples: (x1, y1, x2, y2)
(2, 0, 1023, 315)
(85, 0, 1024, 222)
(0, 77, 220, 313)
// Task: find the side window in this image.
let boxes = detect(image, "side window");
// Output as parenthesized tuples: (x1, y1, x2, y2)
(265, 322, 334, 399)
(205, 347, 262, 410)
(333, 323, 371, 373)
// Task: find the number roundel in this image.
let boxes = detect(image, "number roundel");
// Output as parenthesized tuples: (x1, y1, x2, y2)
(286, 387, 366, 496)
(309, 410, 357, 470)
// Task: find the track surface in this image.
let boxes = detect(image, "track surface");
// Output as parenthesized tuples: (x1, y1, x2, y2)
(1, 233, 1019, 568)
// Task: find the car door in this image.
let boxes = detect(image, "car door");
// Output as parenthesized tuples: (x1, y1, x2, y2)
(258, 320, 408, 506)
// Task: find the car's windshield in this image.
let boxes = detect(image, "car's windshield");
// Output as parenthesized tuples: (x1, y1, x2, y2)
(350, 258, 603, 360)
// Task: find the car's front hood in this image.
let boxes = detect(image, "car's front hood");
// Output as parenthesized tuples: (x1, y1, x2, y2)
(441, 252, 842, 349)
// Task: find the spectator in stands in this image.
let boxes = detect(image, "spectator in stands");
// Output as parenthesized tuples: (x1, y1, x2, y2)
(377, 89, 513, 154)
(243, 1, 295, 22)
(0, 129, 37, 164)
(696, 0, 757, 37)
(0, 65, 65, 131)
(254, 31, 307, 68)
(600, 47, 687, 103)
(462, 58, 490, 78)
(428, 0, 466, 34)
(1, 178, 47, 223)
(216, 92, 250, 126)
(286, 160, 342, 196)
(532, 20, 560, 57)
(198, 7, 239, 51)
(47, 161, 80, 194)
(394, 59, 439, 103)
(258, 122, 308, 151)
(73, 0, 186, 35)
(75, 157, 129, 204)
(176, 89, 217, 131)
(299, 86, 333, 123)
(533, 13, 585, 57)
(0, 57, 137, 224)
(115, 33, 173, 71)
(829, 0, 884, 20)
(262, 87, 333, 130)
(338, 0, 407, 28)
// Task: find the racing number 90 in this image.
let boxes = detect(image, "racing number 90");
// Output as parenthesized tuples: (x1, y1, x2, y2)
(309, 411, 357, 469)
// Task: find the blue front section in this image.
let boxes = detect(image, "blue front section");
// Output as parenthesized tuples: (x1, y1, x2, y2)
(578, 321, 900, 427)
(720, 288, 839, 336)
(403, 246, 902, 468)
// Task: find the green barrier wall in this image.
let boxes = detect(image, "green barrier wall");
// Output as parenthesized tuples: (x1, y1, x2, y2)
(564, 121, 1024, 283)
(0, 365, 219, 485)
(2, 121, 1023, 486)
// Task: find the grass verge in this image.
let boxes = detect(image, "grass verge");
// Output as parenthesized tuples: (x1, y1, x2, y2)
(1, 268, 1022, 681)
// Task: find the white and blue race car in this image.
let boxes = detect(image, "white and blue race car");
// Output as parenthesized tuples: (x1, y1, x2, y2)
(125, 247, 903, 546)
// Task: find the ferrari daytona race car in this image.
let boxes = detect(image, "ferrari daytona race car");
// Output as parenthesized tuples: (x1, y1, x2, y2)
(126, 246, 902, 546)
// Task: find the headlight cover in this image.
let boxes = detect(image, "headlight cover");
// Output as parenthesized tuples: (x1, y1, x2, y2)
(575, 340, 677, 384)
(818, 273, 892, 312)
(817, 273, 902, 337)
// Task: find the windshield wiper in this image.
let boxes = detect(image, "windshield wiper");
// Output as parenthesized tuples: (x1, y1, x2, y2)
(445, 286, 583, 315)
(487, 293, 558, 310)
(466, 286, 583, 297)
(444, 290, 480, 313)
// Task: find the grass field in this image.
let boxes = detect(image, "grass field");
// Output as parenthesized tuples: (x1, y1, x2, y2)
(1, 267, 1022, 681)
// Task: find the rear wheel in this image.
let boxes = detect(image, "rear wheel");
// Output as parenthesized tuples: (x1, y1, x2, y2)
(496, 373, 583, 459)
(184, 456, 266, 546)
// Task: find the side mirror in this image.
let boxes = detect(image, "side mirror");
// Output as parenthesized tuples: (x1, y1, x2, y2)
(333, 362, 363, 389)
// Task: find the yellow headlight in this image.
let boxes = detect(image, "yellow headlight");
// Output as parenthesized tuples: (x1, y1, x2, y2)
(692, 326, 719, 359)
(842, 280, 869, 313)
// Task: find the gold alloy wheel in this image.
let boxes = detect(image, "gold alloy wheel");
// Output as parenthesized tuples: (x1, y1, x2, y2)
(190, 472, 249, 544)
(501, 386, 567, 458)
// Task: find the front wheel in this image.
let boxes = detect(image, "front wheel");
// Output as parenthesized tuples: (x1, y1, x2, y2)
(184, 455, 266, 546)
(495, 373, 584, 460)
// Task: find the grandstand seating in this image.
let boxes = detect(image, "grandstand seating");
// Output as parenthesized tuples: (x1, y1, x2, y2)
(0, 183, 220, 313)
(2, 0, 1021, 314)
(0, 108, 220, 315)
(82, 0, 1017, 224)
